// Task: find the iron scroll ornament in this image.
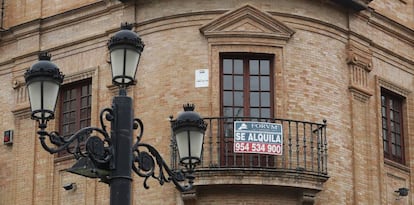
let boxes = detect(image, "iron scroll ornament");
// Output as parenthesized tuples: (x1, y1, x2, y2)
(131, 118, 195, 192)
(36, 108, 113, 164)
(35, 106, 195, 191)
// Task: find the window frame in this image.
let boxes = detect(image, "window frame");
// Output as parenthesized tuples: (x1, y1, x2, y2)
(219, 52, 275, 167)
(58, 78, 92, 156)
(381, 88, 405, 164)
(220, 52, 275, 119)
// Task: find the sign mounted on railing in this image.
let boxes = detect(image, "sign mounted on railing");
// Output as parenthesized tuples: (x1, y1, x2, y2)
(234, 121, 283, 155)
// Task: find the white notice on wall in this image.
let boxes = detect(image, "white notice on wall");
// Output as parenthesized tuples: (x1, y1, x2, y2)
(195, 69, 209, 88)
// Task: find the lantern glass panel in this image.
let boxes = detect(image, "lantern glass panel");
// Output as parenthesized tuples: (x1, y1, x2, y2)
(110, 48, 140, 85)
(176, 130, 204, 164)
(27, 81, 42, 116)
(28, 80, 60, 119)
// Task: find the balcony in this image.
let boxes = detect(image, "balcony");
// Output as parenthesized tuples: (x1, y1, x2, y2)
(170, 117, 329, 195)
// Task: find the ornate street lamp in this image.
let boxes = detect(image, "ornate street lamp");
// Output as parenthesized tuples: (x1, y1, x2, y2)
(24, 52, 64, 127)
(24, 23, 206, 205)
(107, 22, 144, 87)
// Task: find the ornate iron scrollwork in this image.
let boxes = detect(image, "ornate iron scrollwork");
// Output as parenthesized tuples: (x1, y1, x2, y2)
(36, 108, 113, 167)
(131, 118, 194, 192)
(35, 106, 194, 191)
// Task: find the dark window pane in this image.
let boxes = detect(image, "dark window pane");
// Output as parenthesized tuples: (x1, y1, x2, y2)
(224, 124, 233, 138)
(234, 60, 243, 74)
(260, 60, 270, 75)
(82, 85, 88, 95)
(261, 92, 270, 107)
(223, 59, 233, 74)
(70, 101, 76, 110)
(250, 108, 260, 118)
(234, 92, 243, 106)
(223, 91, 233, 106)
(261, 108, 271, 118)
(394, 112, 400, 123)
(234, 76, 244, 90)
(234, 108, 244, 117)
(63, 102, 70, 112)
(223, 107, 233, 117)
(80, 109, 88, 119)
(250, 92, 259, 106)
(250, 76, 259, 91)
(223, 75, 233, 90)
(81, 97, 88, 107)
(396, 146, 401, 157)
(80, 120, 88, 128)
(250, 60, 259, 74)
(382, 118, 387, 129)
(396, 134, 401, 145)
(260, 76, 270, 90)
(392, 145, 396, 155)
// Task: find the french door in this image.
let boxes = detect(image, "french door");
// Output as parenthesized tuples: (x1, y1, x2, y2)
(220, 53, 274, 167)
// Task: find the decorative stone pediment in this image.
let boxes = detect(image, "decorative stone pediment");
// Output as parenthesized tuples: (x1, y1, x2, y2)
(200, 4, 295, 41)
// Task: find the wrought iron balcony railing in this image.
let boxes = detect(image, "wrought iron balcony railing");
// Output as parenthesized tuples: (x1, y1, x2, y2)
(171, 117, 328, 177)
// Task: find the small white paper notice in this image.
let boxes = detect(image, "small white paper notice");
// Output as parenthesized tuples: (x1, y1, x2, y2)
(195, 69, 209, 88)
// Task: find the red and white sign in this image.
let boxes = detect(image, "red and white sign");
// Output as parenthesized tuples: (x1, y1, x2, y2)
(233, 121, 283, 155)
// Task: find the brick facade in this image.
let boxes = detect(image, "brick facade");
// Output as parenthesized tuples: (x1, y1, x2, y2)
(0, 0, 413, 204)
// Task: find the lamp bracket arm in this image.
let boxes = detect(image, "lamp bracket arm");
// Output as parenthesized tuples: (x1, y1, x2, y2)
(131, 142, 193, 192)
(36, 107, 113, 158)
(37, 126, 111, 155)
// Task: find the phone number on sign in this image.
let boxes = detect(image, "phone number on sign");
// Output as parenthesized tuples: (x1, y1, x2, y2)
(234, 142, 282, 155)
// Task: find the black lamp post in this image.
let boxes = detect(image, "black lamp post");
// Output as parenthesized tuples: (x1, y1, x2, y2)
(24, 23, 207, 205)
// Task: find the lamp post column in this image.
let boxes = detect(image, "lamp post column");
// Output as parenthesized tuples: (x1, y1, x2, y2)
(110, 90, 133, 205)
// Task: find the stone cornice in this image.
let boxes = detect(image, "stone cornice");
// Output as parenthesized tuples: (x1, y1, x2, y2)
(0, 1, 122, 44)
(355, 8, 414, 45)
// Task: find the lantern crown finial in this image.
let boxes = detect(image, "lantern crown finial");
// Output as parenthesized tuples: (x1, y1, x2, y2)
(38, 51, 51, 61)
(121, 22, 133, 30)
(172, 103, 207, 133)
(183, 104, 195, 112)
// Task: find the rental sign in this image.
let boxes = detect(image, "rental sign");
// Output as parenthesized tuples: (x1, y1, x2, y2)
(234, 121, 283, 155)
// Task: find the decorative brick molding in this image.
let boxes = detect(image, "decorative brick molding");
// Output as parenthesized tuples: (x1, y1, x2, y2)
(347, 42, 373, 99)
(378, 77, 411, 97)
(62, 67, 96, 85)
(199, 4, 295, 41)
(13, 77, 28, 104)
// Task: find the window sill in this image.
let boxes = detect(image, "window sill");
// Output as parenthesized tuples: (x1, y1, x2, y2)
(384, 159, 410, 173)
